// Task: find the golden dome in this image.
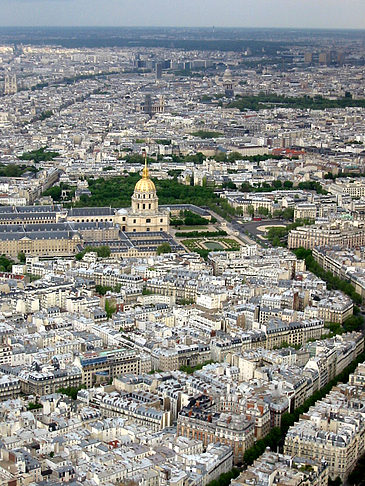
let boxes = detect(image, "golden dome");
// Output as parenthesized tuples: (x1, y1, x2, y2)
(134, 157, 156, 193)
(134, 177, 156, 193)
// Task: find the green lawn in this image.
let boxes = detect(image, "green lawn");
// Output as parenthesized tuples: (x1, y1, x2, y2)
(204, 241, 225, 250)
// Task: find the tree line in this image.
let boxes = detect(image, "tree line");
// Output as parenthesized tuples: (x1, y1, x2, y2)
(243, 350, 365, 466)
(227, 93, 365, 112)
(293, 248, 363, 305)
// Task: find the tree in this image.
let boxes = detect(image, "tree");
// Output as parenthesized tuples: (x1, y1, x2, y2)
(105, 299, 117, 319)
(96, 246, 111, 258)
(43, 185, 62, 201)
(282, 207, 294, 220)
(272, 180, 282, 189)
(19, 146, 59, 163)
(57, 386, 85, 400)
(28, 402, 43, 410)
(95, 285, 113, 295)
(257, 206, 270, 216)
(0, 255, 14, 272)
(347, 453, 365, 485)
(241, 182, 252, 192)
(18, 252, 26, 263)
(247, 205, 255, 217)
(190, 130, 224, 139)
(222, 180, 237, 190)
(76, 245, 111, 261)
(328, 478, 342, 486)
(157, 242, 172, 255)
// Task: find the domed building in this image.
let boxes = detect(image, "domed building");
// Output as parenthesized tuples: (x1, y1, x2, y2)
(115, 158, 169, 233)
(215, 67, 235, 98)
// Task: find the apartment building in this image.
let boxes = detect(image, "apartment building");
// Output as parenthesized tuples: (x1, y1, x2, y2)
(288, 221, 365, 250)
(232, 451, 329, 486)
(177, 396, 255, 464)
(74, 348, 141, 388)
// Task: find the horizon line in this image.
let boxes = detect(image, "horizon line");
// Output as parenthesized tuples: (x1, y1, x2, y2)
(0, 25, 365, 32)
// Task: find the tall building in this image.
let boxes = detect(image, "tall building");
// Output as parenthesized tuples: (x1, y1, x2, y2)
(115, 156, 169, 232)
(155, 63, 163, 80)
(319, 52, 330, 65)
(4, 73, 17, 95)
(304, 52, 314, 63)
(144, 94, 152, 116)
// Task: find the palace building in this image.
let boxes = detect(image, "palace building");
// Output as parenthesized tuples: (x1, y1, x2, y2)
(115, 158, 169, 233)
(0, 159, 176, 258)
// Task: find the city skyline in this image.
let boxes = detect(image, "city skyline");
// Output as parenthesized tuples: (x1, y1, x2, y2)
(0, 5, 364, 484)
(1, 0, 365, 29)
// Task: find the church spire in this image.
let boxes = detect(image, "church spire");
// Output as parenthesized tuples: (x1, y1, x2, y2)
(142, 150, 149, 179)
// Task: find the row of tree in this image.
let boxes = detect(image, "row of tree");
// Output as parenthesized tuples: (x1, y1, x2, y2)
(206, 468, 240, 486)
(243, 350, 365, 466)
(227, 93, 365, 112)
(293, 248, 363, 305)
(240, 180, 326, 195)
(171, 210, 209, 227)
(175, 230, 227, 238)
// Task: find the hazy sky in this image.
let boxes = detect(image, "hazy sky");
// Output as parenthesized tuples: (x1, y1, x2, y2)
(0, 0, 364, 29)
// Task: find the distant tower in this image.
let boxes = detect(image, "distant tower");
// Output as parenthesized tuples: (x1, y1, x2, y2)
(319, 52, 330, 65)
(4, 73, 17, 95)
(155, 63, 163, 80)
(144, 94, 153, 117)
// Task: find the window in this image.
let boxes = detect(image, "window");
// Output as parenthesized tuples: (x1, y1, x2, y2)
(143, 204, 145, 209)
(133, 219, 136, 223)
(160, 218, 163, 222)
(146, 218, 151, 223)
(147, 228, 150, 232)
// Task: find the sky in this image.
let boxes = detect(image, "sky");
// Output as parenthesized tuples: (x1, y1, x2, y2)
(0, 0, 364, 29)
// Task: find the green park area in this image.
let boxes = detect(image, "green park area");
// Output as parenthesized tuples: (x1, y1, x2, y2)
(227, 93, 365, 111)
(170, 210, 212, 228)
(182, 237, 241, 259)
(0, 164, 38, 177)
(18, 146, 60, 163)
(69, 174, 240, 221)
